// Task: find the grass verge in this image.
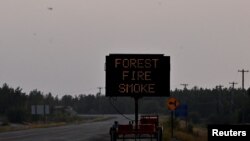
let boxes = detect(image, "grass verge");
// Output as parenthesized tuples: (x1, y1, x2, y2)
(160, 116, 207, 141)
(0, 115, 114, 133)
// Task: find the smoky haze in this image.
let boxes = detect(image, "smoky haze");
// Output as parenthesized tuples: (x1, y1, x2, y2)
(0, 0, 250, 96)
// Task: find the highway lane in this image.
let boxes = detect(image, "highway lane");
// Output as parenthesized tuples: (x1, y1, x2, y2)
(0, 115, 133, 141)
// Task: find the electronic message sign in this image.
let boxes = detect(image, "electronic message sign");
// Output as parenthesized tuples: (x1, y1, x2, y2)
(105, 54, 170, 97)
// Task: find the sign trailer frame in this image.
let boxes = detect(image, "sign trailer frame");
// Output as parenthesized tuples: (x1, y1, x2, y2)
(105, 54, 171, 140)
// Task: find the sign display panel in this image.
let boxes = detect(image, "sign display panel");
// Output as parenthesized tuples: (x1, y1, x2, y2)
(106, 54, 170, 97)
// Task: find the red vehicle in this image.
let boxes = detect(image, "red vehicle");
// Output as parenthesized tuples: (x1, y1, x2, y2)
(110, 115, 163, 141)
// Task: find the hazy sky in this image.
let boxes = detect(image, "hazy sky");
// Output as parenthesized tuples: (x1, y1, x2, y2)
(0, 0, 250, 97)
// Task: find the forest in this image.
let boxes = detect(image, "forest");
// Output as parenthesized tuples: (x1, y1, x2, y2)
(0, 83, 250, 125)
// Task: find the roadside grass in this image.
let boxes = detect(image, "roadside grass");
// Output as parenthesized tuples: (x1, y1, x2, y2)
(160, 117, 207, 141)
(174, 128, 207, 141)
(0, 115, 114, 133)
(0, 122, 67, 133)
(91, 116, 116, 122)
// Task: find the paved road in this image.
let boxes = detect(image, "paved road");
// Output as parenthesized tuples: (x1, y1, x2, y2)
(0, 115, 133, 141)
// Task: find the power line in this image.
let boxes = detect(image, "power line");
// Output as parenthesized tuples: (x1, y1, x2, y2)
(109, 98, 134, 122)
(238, 69, 249, 90)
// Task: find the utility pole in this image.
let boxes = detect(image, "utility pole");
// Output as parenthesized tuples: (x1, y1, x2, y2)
(229, 82, 238, 89)
(216, 85, 224, 90)
(97, 87, 103, 96)
(238, 69, 249, 90)
(180, 83, 189, 90)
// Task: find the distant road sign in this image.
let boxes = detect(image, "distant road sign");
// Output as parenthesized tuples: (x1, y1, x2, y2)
(31, 105, 50, 115)
(167, 97, 180, 111)
(105, 54, 170, 97)
(31, 105, 36, 115)
(175, 104, 188, 118)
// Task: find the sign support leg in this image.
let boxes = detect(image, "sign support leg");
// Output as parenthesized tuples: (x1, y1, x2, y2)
(134, 96, 139, 140)
(171, 111, 174, 138)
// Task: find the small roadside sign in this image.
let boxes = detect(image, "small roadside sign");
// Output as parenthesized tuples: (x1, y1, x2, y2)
(167, 97, 180, 111)
(167, 97, 180, 138)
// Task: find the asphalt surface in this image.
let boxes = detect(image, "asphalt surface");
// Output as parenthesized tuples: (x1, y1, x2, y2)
(0, 115, 133, 141)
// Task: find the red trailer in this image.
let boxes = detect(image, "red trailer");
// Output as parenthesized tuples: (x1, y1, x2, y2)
(110, 115, 163, 141)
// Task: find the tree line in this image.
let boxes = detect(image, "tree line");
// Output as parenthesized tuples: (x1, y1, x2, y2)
(0, 83, 250, 124)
